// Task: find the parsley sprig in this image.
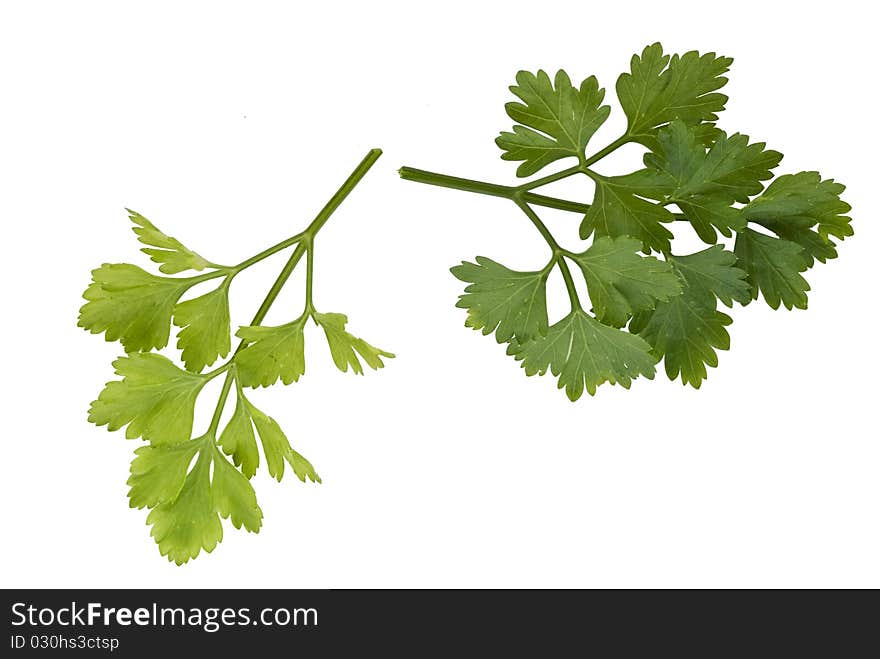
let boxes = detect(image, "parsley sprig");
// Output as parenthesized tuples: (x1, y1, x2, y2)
(400, 44, 852, 400)
(80, 150, 393, 564)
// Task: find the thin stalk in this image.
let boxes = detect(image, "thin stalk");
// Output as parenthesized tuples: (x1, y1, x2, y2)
(203, 362, 233, 380)
(232, 232, 304, 273)
(185, 269, 228, 285)
(400, 132, 635, 218)
(208, 376, 235, 437)
(514, 199, 582, 311)
(555, 259, 582, 312)
(399, 167, 516, 199)
(399, 167, 590, 214)
(581, 167, 603, 184)
(517, 165, 582, 191)
(243, 243, 308, 334)
(211, 148, 383, 281)
(582, 134, 631, 168)
(304, 239, 315, 313)
(205, 148, 382, 437)
(304, 148, 383, 237)
(514, 197, 562, 251)
(400, 134, 660, 316)
(525, 193, 591, 214)
(206, 244, 306, 436)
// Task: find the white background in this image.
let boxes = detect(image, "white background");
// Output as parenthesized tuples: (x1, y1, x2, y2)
(1, 0, 876, 588)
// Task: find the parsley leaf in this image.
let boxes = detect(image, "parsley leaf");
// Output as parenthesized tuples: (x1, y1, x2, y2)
(218, 387, 260, 478)
(131, 436, 263, 564)
(659, 127, 781, 204)
(616, 43, 732, 145)
(127, 440, 202, 509)
(211, 449, 263, 532)
(742, 172, 852, 265)
(628, 120, 782, 242)
(135, 435, 267, 564)
(508, 310, 657, 401)
(128, 209, 213, 274)
(216, 378, 320, 485)
(235, 311, 394, 384)
(88, 353, 207, 445)
(497, 70, 611, 176)
(78, 264, 193, 352)
(631, 246, 750, 387)
(670, 245, 752, 307)
(173, 282, 232, 373)
(314, 312, 394, 374)
(450, 257, 549, 343)
(246, 397, 320, 483)
(580, 176, 676, 253)
(146, 448, 223, 565)
(570, 236, 682, 327)
(246, 403, 290, 482)
(734, 228, 810, 310)
(235, 319, 307, 387)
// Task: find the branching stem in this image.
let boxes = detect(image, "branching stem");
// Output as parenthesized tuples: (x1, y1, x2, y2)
(399, 133, 674, 315)
(582, 134, 631, 168)
(399, 132, 635, 213)
(518, 165, 583, 191)
(514, 199, 582, 311)
(398, 167, 590, 214)
(205, 149, 382, 437)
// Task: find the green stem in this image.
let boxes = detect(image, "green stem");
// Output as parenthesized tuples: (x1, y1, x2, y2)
(514, 199, 582, 311)
(205, 148, 382, 436)
(214, 148, 383, 280)
(582, 134, 631, 168)
(555, 259, 582, 311)
(518, 165, 582, 191)
(304, 239, 315, 313)
(245, 243, 308, 334)
(304, 148, 383, 238)
(185, 269, 228, 285)
(526, 193, 590, 214)
(206, 243, 307, 436)
(398, 167, 591, 214)
(581, 167, 604, 185)
(203, 362, 233, 380)
(400, 135, 644, 316)
(399, 133, 635, 218)
(208, 376, 235, 436)
(399, 167, 514, 198)
(514, 197, 561, 251)
(232, 232, 304, 273)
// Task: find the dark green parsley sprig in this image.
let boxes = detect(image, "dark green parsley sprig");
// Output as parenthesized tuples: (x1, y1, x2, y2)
(401, 44, 852, 400)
